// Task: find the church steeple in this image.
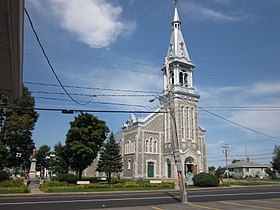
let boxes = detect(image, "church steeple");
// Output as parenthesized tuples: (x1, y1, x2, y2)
(163, 1, 197, 96)
(167, 1, 192, 64)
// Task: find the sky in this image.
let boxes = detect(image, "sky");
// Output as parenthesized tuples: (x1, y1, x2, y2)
(23, 0, 280, 168)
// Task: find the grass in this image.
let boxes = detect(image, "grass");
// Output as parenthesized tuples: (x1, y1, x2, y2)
(40, 180, 175, 193)
(0, 186, 30, 194)
(0, 179, 30, 194)
(42, 186, 174, 193)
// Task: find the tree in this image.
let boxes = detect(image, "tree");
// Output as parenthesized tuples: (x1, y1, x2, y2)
(215, 166, 225, 178)
(271, 145, 280, 174)
(0, 140, 7, 170)
(232, 159, 241, 164)
(0, 86, 38, 174)
(53, 142, 69, 174)
(208, 166, 216, 175)
(36, 145, 51, 171)
(96, 132, 123, 184)
(65, 113, 109, 179)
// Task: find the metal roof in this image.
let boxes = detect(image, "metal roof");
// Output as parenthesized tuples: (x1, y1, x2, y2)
(225, 161, 271, 169)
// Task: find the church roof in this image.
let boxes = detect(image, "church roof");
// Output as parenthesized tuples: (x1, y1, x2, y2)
(167, 3, 193, 66)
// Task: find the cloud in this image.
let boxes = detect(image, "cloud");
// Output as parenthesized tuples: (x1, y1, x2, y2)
(48, 0, 136, 47)
(197, 82, 280, 137)
(181, 1, 253, 23)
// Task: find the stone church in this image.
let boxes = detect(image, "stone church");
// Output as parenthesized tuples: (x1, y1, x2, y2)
(84, 3, 208, 179)
(119, 3, 208, 180)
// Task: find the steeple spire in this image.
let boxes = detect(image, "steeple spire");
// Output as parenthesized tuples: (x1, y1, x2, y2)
(167, 1, 192, 63)
(163, 1, 196, 95)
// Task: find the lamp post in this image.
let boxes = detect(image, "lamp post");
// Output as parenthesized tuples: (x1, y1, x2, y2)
(149, 58, 187, 204)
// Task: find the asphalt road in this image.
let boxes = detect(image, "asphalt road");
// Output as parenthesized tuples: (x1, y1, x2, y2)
(0, 185, 280, 210)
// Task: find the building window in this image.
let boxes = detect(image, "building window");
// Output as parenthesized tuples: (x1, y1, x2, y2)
(181, 107, 185, 140)
(149, 138, 153, 153)
(179, 72, 183, 85)
(184, 73, 188, 86)
(186, 107, 190, 138)
(145, 140, 149, 152)
(191, 107, 195, 139)
(128, 160, 131, 170)
(171, 72, 174, 85)
(153, 141, 157, 153)
(167, 159, 171, 178)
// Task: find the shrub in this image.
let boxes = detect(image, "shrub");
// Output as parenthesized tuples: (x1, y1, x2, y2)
(193, 173, 219, 187)
(52, 173, 78, 184)
(0, 171, 10, 182)
(0, 179, 23, 187)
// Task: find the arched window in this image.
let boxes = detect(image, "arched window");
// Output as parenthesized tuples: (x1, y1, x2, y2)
(179, 72, 183, 85)
(128, 159, 131, 170)
(149, 138, 153, 153)
(145, 140, 149, 152)
(186, 107, 190, 138)
(153, 141, 157, 153)
(166, 159, 171, 178)
(191, 107, 194, 139)
(184, 73, 188, 86)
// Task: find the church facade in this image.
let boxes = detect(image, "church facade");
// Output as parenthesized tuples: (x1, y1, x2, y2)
(119, 3, 208, 180)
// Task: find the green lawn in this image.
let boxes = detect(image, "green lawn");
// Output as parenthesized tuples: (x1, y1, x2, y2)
(0, 186, 30, 194)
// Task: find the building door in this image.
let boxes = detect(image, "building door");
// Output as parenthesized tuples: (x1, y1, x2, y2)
(167, 159, 171, 178)
(185, 157, 194, 176)
(147, 162, 154, 178)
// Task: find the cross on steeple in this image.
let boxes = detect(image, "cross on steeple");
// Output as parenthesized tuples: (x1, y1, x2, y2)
(175, 0, 178, 6)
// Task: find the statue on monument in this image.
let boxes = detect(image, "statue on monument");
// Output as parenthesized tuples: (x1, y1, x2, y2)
(32, 148, 36, 160)
(29, 148, 37, 178)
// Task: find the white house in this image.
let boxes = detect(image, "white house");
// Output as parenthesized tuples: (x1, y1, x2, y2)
(225, 161, 271, 179)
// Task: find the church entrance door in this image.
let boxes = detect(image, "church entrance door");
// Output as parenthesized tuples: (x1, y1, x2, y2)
(147, 162, 154, 178)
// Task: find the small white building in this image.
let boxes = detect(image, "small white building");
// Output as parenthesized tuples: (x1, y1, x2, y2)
(225, 161, 271, 179)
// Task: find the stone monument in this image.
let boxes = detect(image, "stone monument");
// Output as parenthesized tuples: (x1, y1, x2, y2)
(29, 148, 37, 178)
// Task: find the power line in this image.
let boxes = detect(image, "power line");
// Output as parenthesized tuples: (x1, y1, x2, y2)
(24, 8, 94, 106)
(34, 96, 152, 110)
(30, 91, 156, 97)
(24, 82, 162, 94)
(25, 50, 161, 76)
(0, 106, 166, 114)
(199, 107, 280, 141)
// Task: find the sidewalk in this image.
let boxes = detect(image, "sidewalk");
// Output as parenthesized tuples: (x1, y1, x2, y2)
(29, 187, 44, 194)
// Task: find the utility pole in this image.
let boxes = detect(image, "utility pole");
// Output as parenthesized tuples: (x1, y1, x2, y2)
(222, 142, 230, 182)
(165, 57, 188, 204)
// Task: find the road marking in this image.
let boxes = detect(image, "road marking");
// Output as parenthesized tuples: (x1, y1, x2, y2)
(0, 191, 172, 200)
(189, 191, 280, 198)
(250, 199, 280, 204)
(152, 207, 164, 210)
(189, 202, 222, 210)
(220, 201, 279, 210)
(0, 195, 180, 206)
